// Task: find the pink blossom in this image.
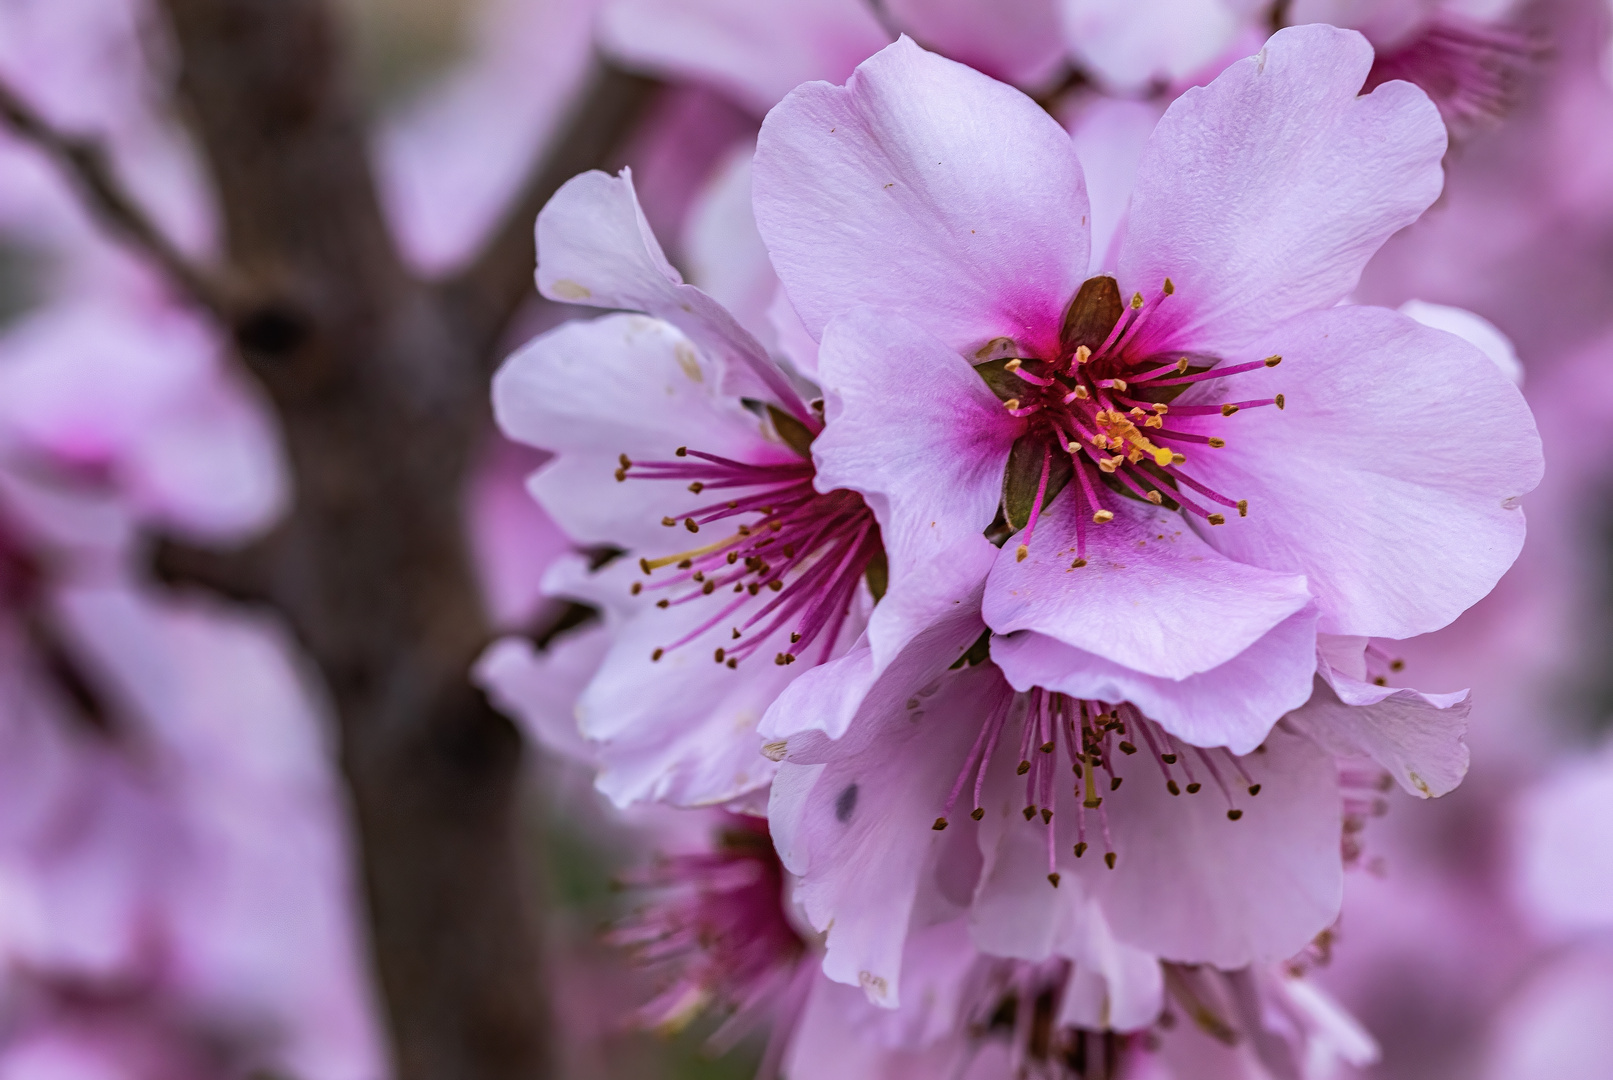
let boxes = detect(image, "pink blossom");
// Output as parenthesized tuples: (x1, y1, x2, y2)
(752, 29, 1539, 755)
(492, 168, 903, 807)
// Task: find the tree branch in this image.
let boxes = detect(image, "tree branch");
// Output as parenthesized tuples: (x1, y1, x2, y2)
(440, 61, 659, 367)
(0, 73, 229, 315)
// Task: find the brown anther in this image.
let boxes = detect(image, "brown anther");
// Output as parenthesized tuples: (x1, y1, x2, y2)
(656, 599, 670, 609)
(619, 453, 632, 468)
(727, 552, 739, 564)
(1071, 558, 1088, 568)
(1163, 278, 1175, 295)
(1167, 780, 1181, 796)
(701, 581, 716, 594)
(726, 658, 738, 669)
(691, 571, 705, 582)
(727, 501, 738, 509)
(684, 518, 699, 533)
(1016, 544, 1029, 562)
(790, 632, 801, 643)
(1023, 805, 1037, 820)
(677, 558, 693, 569)
(630, 582, 643, 596)
(1389, 659, 1405, 672)
(1275, 394, 1286, 410)
(1162, 753, 1177, 764)
(1170, 453, 1186, 464)
(932, 817, 948, 831)
(1263, 355, 1282, 367)
(1247, 783, 1261, 796)
(1146, 490, 1163, 505)
(769, 580, 783, 592)
(1208, 513, 1226, 526)
(1227, 809, 1244, 821)
(1176, 357, 1189, 374)
(1119, 741, 1137, 754)
(1220, 404, 1239, 417)
(1084, 796, 1103, 809)
(1017, 760, 1032, 776)
(1110, 776, 1123, 791)
(970, 807, 985, 821)
(1040, 741, 1055, 754)
(732, 628, 742, 639)
(1093, 510, 1115, 524)
(1104, 852, 1117, 869)
(1237, 499, 1248, 517)
(775, 653, 788, 666)
(651, 648, 664, 661)
(1040, 808, 1053, 824)
(1208, 437, 1226, 448)
(1186, 782, 1202, 794)
(714, 648, 726, 662)
(1048, 872, 1061, 887)
(614, 468, 627, 482)
(687, 481, 704, 493)
(1074, 841, 1088, 858)
(674, 446, 688, 456)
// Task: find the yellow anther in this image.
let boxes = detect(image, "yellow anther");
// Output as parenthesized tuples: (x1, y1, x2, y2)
(1163, 278, 1175, 295)
(1263, 355, 1282, 367)
(1208, 437, 1226, 448)
(1071, 558, 1088, 568)
(1129, 407, 1146, 418)
(1170, 453, 1186, 465)
(1098, 456, 1120, 473)
(1208, 513, 1226, 525)
(1152, 403, 1168, 414)
(1066, 440, 1080, 453)
(1074, 345, 1091, 365)
(1144, 415, 1163, 428)
(1150, 447, 1173, 467)
(1146, 491, 1163, 505)
(1005, 358, 1022, 372)
(1175, 357, 1189, 374)
(1130, 292, 1144, 309)
(1015, 544, 1029, 562)
(1072, 385, 1090, 400)
(1237, 499, 1248, 517)
(1004, 398, 1020, 411)
(1221, 404, 1239, 417)
(1093, 510, 1115, 524)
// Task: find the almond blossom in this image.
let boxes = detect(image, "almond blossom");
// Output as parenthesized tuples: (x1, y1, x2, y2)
(752, 27, 1540, 756)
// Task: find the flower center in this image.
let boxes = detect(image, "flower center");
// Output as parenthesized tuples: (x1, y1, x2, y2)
(980, 275, 1284, 564)
(619, 414, 884, 668)
(607, 816, 809, 1037)
(933, 686, 1261, 885)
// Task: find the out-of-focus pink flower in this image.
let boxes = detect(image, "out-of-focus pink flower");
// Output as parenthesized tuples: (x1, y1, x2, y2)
(1291, 0, 1536, 133)
(372, 0, 601, 274)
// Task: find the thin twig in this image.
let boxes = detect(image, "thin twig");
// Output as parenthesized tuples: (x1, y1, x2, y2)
(0, 73, 229, 315)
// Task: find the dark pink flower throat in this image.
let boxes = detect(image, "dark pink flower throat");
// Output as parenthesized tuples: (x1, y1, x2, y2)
(982, 275, 1284, 565)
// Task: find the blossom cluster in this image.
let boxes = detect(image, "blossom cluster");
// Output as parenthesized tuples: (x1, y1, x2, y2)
(484, 1, 1601, 1077)
(3, 0, 1613, 1078)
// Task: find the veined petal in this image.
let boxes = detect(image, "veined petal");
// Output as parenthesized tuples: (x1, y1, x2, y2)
(814, 308, 1014, 622)
(1177, 305, 1543, 639)
(754, 37, 1090, 359)
(770, 664, 1010, 1007)
(985, 499, 1312, 681)
(536, 168, 807, 412)
(492, 313, 789, 551)
(1117, 24, 1448, 356)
